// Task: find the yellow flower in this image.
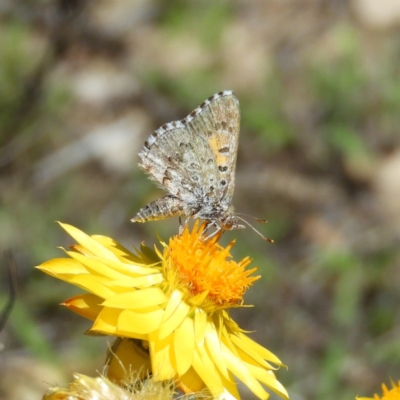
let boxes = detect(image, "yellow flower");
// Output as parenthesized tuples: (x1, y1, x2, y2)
(42, 372, 175, 400)
(37, 222, 288, 400)
(357, 381, 400, 400)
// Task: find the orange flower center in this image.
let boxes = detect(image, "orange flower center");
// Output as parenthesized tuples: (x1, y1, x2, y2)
(165, 222, 260, 309)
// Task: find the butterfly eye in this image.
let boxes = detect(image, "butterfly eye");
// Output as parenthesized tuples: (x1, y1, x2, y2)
(222, 216, 234, 229)
(224, 221, 232, 229)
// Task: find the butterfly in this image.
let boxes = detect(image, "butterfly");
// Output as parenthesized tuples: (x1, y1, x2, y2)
(131, 90, 272, 241)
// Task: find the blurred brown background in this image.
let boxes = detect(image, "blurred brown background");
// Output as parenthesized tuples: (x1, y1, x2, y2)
(1, 1, 400, 399)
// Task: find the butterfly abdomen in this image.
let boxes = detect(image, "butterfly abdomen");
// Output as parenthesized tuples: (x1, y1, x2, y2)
(131, 195, 185, 223)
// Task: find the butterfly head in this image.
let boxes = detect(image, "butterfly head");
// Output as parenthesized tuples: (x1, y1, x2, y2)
(221, 214, 245, 231)
(224, 211, 275, 243)
(220, 206, 245, 230)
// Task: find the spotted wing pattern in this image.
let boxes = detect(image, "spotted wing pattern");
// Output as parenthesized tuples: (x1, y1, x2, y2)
(133, 90, 240, 222)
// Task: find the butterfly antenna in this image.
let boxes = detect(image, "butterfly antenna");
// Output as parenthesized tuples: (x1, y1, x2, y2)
(236, 216, 274, 243)
(235, 213, 268, 224)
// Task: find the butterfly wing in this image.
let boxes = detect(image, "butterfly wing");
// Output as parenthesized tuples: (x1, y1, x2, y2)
(138, 91, 240, 213)
(138, 119, 219, 206)
(194, 91, 240, 207)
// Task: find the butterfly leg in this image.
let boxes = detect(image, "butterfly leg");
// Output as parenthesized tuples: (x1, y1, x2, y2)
(202, 220, 222, 241)
(203, 225, 222, 241)
(201, 220, 214, 236)
(178, 217, 190, 235)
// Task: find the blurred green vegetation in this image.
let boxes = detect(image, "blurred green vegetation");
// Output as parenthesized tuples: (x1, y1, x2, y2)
(161, 0, 232, 48)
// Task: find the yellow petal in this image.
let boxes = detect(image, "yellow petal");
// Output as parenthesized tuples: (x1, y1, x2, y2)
(91, 254, 160, 276)
(204, 321, 230, 380)
(66, 251, 128, 280)
(138, 242, 161, 264)
(118, 308, 164, 334)
(63, 294, 103, 320)
(245, 363, 289, 400)
(110, 273, 163, 288)
(181, 365, 238, 399)
(149, 334, 175, 380)
(154, 243, 164, 260)
(106, 338, 152, 384)
(229, 334, 276, 370)
(219, 372, 241, 400)
(92, 235, 153, 264)
(178, 367, 206, 394)
(236, 332, 284, 366)
(58, 222, 119, 261)
(173, 316, 195, 375)
(221, 342, 269, 400)
(36, 258, 87, 279)
(91, 307, 120, 335)
(102, 288, 167, 309)
(192, 347, 224, 397)
(189, 290, 209, 307)
(220, 322, 240, 357)
(69, 274, 116, 299)
(162, 289, 183, 323)
(194, 308, 207, 345)
(70, 244, 95, 257)
(158, 299, 190, 340)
